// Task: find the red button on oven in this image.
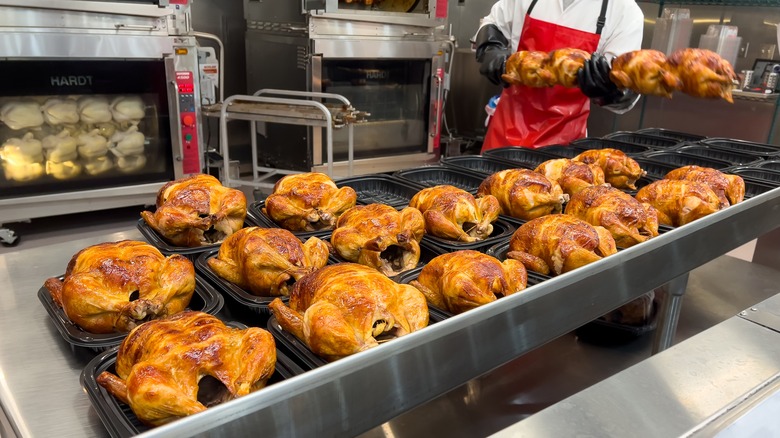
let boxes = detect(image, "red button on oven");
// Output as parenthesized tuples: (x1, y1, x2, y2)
(182, 114, 195, 127)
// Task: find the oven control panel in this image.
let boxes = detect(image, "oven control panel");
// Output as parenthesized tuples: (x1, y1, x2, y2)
(175, 71, 200, 174)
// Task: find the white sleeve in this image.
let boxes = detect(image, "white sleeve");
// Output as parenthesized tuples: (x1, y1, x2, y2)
(472, 0, 515, 44)
(598, 0, 644, 60)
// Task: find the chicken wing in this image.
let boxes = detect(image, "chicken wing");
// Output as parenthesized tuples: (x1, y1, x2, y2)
(409, 185, 500, 242)
(664, 165, 744, 208)
(477, 168, 568, 220)
(635, 179, 724, 227)
(502, 50, 556, 87)
(668, 48, 738, 103)
(534, 158, 606, 196)
(610, 49, 682, 98)
(264, 172, 357, 232)
(573, 148, 646, 190)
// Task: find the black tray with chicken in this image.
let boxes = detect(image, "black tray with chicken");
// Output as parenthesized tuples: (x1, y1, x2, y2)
(484, 146, 572, 167)
(440, 155, 529, 176)
(335, 174, 426, 208)
(752, 159, 780, 172)
(674, 144, 763, 166)
(247, 200, 333, 240)
(393, 165, 487, 194)
(635, 128, 706, 143)
(325, 238, 446, 280)
(640, 150, 733, 171)
(136, 215, 261, 263)
(421, 217, 515, 254)
(80, 340, 304, 438)
(571, 137, 657, 156)
(701, 138, 780, 159)
(38, 274, 224, 353)
(603, 131, 683, 149)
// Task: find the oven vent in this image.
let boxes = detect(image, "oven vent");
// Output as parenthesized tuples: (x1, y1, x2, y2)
(297, 46, 309, 70)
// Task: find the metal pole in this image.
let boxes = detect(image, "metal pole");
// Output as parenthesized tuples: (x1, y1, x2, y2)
(348, 124, 354, 176)
(652, 272, 690, 354)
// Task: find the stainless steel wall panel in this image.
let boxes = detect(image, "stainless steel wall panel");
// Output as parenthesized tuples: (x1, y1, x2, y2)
(0, 32, 174, 58)
(313, 38, 440, 59)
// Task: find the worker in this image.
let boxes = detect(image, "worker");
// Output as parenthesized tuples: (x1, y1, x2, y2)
(475, 0, 644, 151)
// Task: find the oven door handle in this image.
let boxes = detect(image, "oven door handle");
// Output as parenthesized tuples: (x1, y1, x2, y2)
(430, 72, 444, 138)
(115, 23, 161, 31)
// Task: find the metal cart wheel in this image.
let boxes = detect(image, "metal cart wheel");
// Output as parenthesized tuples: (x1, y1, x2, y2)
(0, 228, 19, 247)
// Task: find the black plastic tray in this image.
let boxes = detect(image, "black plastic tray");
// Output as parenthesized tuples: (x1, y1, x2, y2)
(641, 151, 733, 170)
(393, 165, 486, 194)
(335, 174, 426, 208)
(575, 302, 659, 345)
(701, 138, 780, 159)
(674, 144, 763, 166)
(327, 238, 445, 279)
(136, 216, 260, 263)
(81, 341, 303, 438)
(421, 218, 515, 254)
(603, 131, 683, 149)
(441, 155, 527, 176)
(248, 200, 332, 240)
(635, 128, 706, 142)
(38, 274, 224, 352)
(631, 157, 680, 180)
(752, 160, 780, 171)
(744, 179, 778, 198)
(537, 145, 580, 158)
(571, 137, 657, 156)
(724, 167, 780, 186)
(484, 147, 569, 168)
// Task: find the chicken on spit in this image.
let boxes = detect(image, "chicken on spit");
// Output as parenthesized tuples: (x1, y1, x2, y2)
(96, 311, 276, 426)
(573, 148, 646, 190)
(141, 174, 247, 247)
(269, 263, 429, 361)
(609, 49, 682, 98)
(668, 48, 738, 103)
(507, 214, 617, 276)
(635, 179, 723, 227)
(477, 168, 568, 220)
(548, 49, 592, 88)
(44, 240, 195, 333)
(502, 51, 556, 87)
(264, 172, 357, 232)
(331, 204, 425, 276)
(409, 185, 501, 242)
(664, 165, 744, 208)
(208, 227, 329, 297)
(410, 250, 527, 315)
(534, 158, 606, 196)
(565, 185, 659, 248)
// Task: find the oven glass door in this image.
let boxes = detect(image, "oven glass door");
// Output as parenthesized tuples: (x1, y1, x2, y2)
(0, 60, 174, 199)
(320, 59, 431, 161)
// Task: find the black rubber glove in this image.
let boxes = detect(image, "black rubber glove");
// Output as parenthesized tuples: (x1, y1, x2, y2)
(578, 53, 631, 106)
(475, 24, 511, 87)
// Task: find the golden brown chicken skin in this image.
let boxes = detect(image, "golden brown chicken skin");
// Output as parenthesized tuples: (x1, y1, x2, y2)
(663, 165, 744, 208)
(477, 168, 568, 220)
(565, 185, 659, 248)
(264, 172, 357, 232)
(141, 174, 247, 247)
(409, 185, 500, 242)
(573, 148, 646, 190)
(502, 51, 556, 87)
(269, 263, 429, 361)
(668, 48, 738, 103)
(507, 214, 617, 276)
(96, 311, 276, 426)
(410, 250, 527, 314)
(635, 179, 723, 227)
(44, 240, 195, 333)
(548, 48, 591, 88)
(208, 227, 329, 297)
(534, 158, 606, 196)
(609, 49, 682, 98)
(332, 204, 425, 276)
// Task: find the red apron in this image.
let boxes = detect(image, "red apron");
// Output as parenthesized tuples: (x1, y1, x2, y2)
(482, 0, 608, 151)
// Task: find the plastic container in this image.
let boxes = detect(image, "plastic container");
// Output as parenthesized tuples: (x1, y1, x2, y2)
(38, 274, 224, 353)
(636, 128, 706, 142)
(700, 138, 780, 159)
(421, 218, 515, 254)
(641, 151, 733, 170)
(744, 179, 778, 198)
(394, 165, 487, 194)
(571, 137, 657, 156)
(753, 160, 780, 171)
(674, 144, 763, 166)
(575, 301, 659, 345)
(537, 145, 581, 158)
(631, 157, 680, 180)
(603, 132, 683, 149)
(80, 343, 304, 438)
(327, 238, 445, 279)
(441, 155, 527, 176)
(248, 200, 332, 240)
(335, 174, 426, 208)
(728, 167, 780, 185)
(484, 147, 570, 167)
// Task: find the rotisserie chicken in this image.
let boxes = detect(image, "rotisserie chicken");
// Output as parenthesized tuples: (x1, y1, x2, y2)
(43, 240, 195, 333)
(534, 158, 606, 196)
(477, 169, 567, 220)
(565, 185, 659, 248)
(668, 48, 738, 103)
(635, 179, 723, 226)
(78, 96, 113, 124)
(208, 227, 330, 297)
(0, 101, 44, 130)
(110, 96, 146, 124)
(269, 263, 429, 361)
(548, 48, 592, 88)
(141, 174, 247, 247)
(507, 214, 617, 276)
(609, 49, 682, 98)
(410, 250, 527, 315)
(663, 165, 744, 208)
(331, 203, 425, 276)
(573, 148, 646, 190)
(96, 311, 276, 426)
(42, 98, 80, 126)
(502, 51, 556, 87)
(264, 172, 357, 232)
(409, 185, 500, 242)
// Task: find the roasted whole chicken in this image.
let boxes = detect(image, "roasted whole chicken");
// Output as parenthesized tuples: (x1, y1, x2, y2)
(331, 203, 425, 276)
(409, 185, 501, 242)
(664, 165, 744, 208)
(573, 148, 646, 190)
(609, 49, 682, 98)
(410, 250, 527, 315)
(548, 49, 592, 88)
(565, 185, 659, 248)
(477, 169, 567, 220)
(502, 51, 556, 87)
(208, 227, 329, 297)
(668, 48, 738, 103)
(534, 158, 606, 196)
(141, 174, 247, 247)
(635, 179, 723, 227)
(507, 214, 617, 276)
(264, 172, 357, 232)
(43, 240, 195, 333)
(96, 311, 276, 426)
(269, 263, 429, 361)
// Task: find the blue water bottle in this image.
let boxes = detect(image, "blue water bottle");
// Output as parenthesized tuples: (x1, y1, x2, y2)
(485, 95, 500, 127)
